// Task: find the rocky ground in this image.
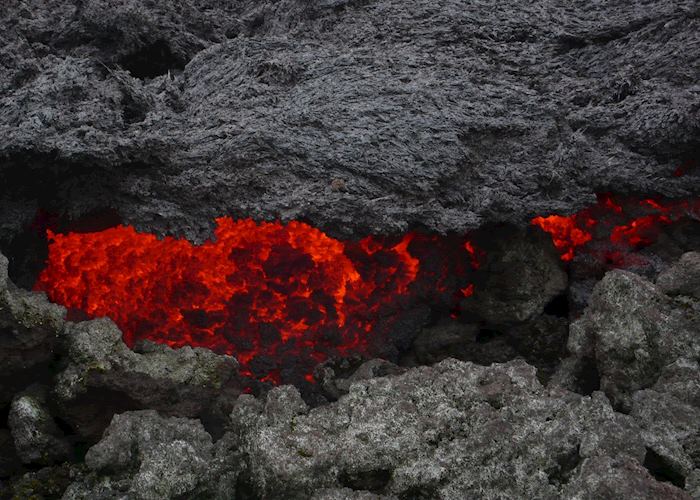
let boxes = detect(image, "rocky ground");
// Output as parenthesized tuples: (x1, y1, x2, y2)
(1, 248, 699, 498)
(1, 0, 699, 498)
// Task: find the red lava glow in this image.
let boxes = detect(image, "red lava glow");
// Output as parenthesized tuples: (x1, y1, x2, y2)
(32, 190, 699, 386)
(532, 194, 700, 263)
(35, 218, 478, 386)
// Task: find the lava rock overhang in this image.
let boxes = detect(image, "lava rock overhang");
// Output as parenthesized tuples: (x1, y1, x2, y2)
(0, 0, 699, 245)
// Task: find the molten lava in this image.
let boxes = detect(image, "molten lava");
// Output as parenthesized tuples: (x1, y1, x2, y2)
(35, 218, 476, 385)
(532, 194, 700, 263)
(33, 192, 699, 386)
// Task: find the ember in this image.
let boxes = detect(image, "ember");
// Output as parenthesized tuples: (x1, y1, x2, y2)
(35, 218, 477, 385)
(532, 194, 700, 263)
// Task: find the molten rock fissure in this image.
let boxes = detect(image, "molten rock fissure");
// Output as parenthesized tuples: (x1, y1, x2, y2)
(32, 194, 700, 388)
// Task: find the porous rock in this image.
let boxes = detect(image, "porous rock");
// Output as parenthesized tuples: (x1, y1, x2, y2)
(657, 251, 700, 300)
(315, 357, 405, 401)
(567, 269, 700, 411)
(8, 384, 71, 465)
(1, 1, 699, 242)
(63, 410, 219, 500)
(55, 317, 242, 439)
(0, 252, 66, 405)
(460, 228, 567, 325)
(230, 358, 683, 499)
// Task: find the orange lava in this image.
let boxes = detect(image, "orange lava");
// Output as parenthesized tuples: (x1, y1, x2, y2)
(533, 194, 700, 262)
(35, 217, 477, 385)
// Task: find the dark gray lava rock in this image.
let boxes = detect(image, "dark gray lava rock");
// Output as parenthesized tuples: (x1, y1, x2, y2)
(8, 463, 75, 500)
(657, 251, 700, 300)
(632, 389, 699, 487)
(460, 228, 567, 325)
(55, 317, 242, 439)
(230, 358, 687, 499)
(63, 410, 218, 500)
(567, 268, 700, 411)
(411, 320, 517, 365)
(8, 384, 71, 465)
(1, 1, 698, 242)
(562, 455, 691, 500)
(0, 252, 66, 405)
(315, 357, 406, 401)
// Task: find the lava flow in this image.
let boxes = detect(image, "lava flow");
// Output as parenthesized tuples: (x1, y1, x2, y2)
(33, 194, 699, 386)
(35, 218, 476, 386)
(532, 194, 700, 265)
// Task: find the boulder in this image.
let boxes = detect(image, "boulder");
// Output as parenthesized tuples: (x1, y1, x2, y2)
(567, 269, 699, 411)
(54, 318, 242, 439)
(8, 384, 71, 465)
(63, 410, 219, 500)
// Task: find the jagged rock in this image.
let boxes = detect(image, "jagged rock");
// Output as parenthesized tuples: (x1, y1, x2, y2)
(63, 410, 221, 500)
(54, 317, 242, 439)
(562, 455, 691, 500)
(411, 314, 568, 381)
(460, 228, 567, 325)
(411, 321, 516, 365)
(311, 488, 396, 500)
(8, 464, 74, 500)
(229, 358, 684, 499)
(631, 390, 699, 486)
(657, 252, 700, 299)
(1, 1, 698, 242)
(653, 358, 700, 408)
(567, 269, 700, 411)
(8, 384, 71, 465)
(315, 357, 405, 401)
(0, 252, 66, 405)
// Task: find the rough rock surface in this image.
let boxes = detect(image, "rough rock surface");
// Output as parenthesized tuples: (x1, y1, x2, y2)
(460, 228, 567, 325)
(227, 359, 692, 499)
(1, 0, 699, 243)
(8, 384, 71, 465)
(55, 317, 242, 439)
(0, 252, 65, 405)
(567, 269, 700, 411)
(63, 410, 220, 500)
(657, 251, 700, 299)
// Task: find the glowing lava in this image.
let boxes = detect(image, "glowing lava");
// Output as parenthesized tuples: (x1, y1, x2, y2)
(532, 194, 700, 263)
(35, 218, 475, 385)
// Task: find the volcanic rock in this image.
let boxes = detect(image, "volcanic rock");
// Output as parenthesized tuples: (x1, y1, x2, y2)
(411, 321, 516, 365)
(314, 356, 406, 401)
(657, 251, 700, 300)
(1, 1, 699, 243)
(63, 410, 221, 500)
(0, 252, 65, 406)
(8, 384, 71, 465)
(228, 358, 692, 499)
(55, 317, 242, 439)
(7, 464, 75, 500)
(567, 268, 700, 411)
(460, 228, 567, 325)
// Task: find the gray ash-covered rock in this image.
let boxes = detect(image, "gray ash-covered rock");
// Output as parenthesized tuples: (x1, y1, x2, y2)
(63, 410, 225, 500)
(228, 359, 692, 499)
(55, 317, 243, 440)
(565, 268, 699, 412)
(8, 384, 71, 466)
(657, 251, 700, 300)
(1, 0, 699, 244)
(0, 252, 65, 405)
